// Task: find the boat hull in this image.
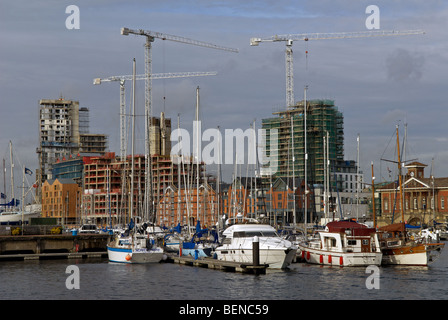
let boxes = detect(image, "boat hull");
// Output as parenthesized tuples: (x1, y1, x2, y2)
(107, 245, 164, 264)
(299, 246, 382, 267)
(0, 212, 41, 225)
(381, 243, 444, 266)
(215, 247, 296, 269)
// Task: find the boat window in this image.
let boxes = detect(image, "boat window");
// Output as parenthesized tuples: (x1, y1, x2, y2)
(222, 237, 231, 245)
(233, 230, 278, 238)
(387, 240, 400, 247)
(330, 238, 337, 247)
(347, 240, 357, 246)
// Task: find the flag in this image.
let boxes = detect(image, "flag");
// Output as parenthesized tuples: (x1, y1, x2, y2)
(25, 167, 33, 175)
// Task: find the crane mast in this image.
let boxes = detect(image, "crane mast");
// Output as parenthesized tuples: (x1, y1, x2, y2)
(250, 29, 425, 107)
(121, 27, 238, 221)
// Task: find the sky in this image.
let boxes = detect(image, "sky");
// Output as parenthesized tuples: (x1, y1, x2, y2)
(1, 0, 447, 193)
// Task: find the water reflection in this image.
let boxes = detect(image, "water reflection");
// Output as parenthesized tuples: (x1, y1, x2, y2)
(1, 245, 447, 300)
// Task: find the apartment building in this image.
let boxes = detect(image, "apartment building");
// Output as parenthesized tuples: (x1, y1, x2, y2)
(41, 178, 82, 226)
(37, 98, 107, 202)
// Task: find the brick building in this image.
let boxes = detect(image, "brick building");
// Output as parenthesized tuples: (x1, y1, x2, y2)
(377, 162, 448, 226)
(157, 183, 217, 229)
(41, 178, 82, 226)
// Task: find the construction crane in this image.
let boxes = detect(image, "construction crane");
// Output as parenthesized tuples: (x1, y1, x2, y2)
(120, 27, 238, 220)
(93, 71, 217, 161)
(250, 29, 425, 107)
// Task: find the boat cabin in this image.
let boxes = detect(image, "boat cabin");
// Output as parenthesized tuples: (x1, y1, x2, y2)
(316, 221, 379, 253)
(221, 224, 279, 243)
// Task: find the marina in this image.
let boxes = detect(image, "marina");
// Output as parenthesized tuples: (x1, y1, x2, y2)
(1, 1, 448, 309)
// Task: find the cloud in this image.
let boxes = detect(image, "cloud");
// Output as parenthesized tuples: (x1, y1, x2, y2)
(386, 48, 425, 81)
(380, 109, 407, 125)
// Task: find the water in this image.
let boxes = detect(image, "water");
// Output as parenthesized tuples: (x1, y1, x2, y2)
(1, 246, 447, 301)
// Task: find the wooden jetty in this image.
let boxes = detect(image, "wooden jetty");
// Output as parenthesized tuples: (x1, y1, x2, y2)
(165, 255, 268, 275)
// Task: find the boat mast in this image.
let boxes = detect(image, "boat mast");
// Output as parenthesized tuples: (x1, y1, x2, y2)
(356, 134, 360, 221)
(396, 125, 405, 223)
(304, 86, 308, 234)
(217, 125, 222, 229)
(9, 141, 14, 205)
(130, 58, 136, 223)
(291, 115, 296, 226)
(177, 114, 181, 224)
(3, 158, 6, 206)
(195, 86, 200, 224)
(323, 132, 327, 223)
(371, 161, 376, 228)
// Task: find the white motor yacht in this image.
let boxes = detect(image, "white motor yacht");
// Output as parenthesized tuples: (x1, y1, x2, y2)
(215, 224, 297, 269)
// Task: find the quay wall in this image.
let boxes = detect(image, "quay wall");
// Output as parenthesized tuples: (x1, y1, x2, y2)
(0, 234, 110, 255)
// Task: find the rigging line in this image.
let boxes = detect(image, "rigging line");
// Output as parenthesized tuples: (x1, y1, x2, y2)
(380, 128, 398, 161)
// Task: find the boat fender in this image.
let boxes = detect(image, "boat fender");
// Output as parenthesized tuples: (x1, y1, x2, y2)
(319, 255, 323, 264)
(339, 256, 343, 266)
(306, 251, 310, 261)
(328, 255, 332, 264)
(125, 254, 131, 261)
(301, 250, 305, 259)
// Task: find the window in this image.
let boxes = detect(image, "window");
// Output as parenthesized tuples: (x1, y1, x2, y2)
(384, 199, 388, 211)
(442, 197, 445, 210)
(414, 198, 418, 210)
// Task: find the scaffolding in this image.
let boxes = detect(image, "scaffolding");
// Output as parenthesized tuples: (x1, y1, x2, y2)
(262, 99, 344, 186)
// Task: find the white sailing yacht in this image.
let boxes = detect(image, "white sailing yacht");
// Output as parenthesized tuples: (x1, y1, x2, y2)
(0, 141, 41, 225)
(107, 59, 164, 264)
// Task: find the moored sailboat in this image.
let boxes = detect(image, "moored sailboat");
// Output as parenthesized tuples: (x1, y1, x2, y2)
(378, 222, 444, 266)
(107, 228, 164, 264)
(377, 125, 445, 266)
(106, 59, 164, 264)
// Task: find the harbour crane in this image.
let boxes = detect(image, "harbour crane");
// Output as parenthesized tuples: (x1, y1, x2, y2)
(93, 71, 217, 161)
(120, 27, 238, 219)
(250, 29, 425, 107)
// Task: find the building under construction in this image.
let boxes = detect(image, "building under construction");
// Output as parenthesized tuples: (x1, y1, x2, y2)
(36, 98, 108, 201)
(262, 99, 344, 188)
